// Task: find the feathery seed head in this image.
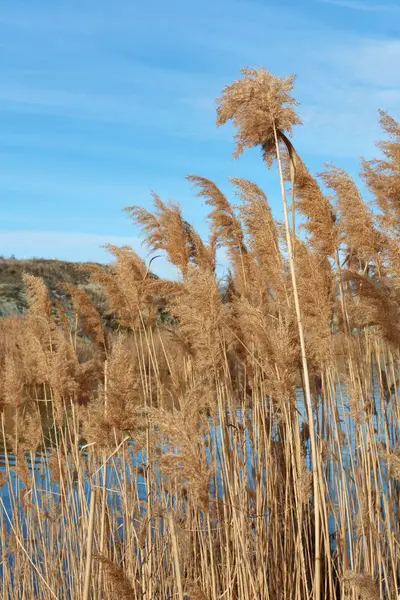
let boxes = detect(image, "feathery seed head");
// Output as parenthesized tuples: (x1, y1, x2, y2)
(291, 160, 338, 256)
(342, 571, 379, 600)
(320, 164, 382, 266)
(64, 284, 105, 348)
(23, 273, 52, 319)
(216, 66, 301, 161)
(361, 110, 400, 230)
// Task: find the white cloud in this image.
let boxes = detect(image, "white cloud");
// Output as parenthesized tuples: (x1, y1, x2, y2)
(0, 81, 226, 144)
(0, 170, 143, 203)
(334, 38, 400, 88)
(1, 0, 396, 160)
(318, 0, 395, 11)
(287, 36, 400, 160)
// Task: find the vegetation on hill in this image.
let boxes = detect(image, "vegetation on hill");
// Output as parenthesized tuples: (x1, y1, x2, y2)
(0, 257, 107, 317)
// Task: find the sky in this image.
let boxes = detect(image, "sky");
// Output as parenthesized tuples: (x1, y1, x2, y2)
(0, 0, 399, 277)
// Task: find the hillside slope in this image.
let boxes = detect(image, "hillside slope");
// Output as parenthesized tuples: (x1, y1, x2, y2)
(0, 257, 106, 317)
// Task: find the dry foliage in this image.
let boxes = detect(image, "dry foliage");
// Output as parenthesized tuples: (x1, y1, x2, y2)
(0, 65, 400, 600)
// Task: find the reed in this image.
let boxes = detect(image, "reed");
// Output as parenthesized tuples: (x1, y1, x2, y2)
(0, 67, 399, 599)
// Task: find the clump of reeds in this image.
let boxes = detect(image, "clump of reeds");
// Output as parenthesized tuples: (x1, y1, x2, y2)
(0, 65, 399, 600)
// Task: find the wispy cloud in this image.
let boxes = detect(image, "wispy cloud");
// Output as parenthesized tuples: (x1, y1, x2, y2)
(284, 35, 400, 160)
(0, 168, 143, 201)
(0, 82, 226, 144)
(318, 0, 395, 11)
(333, 38, 400, 87)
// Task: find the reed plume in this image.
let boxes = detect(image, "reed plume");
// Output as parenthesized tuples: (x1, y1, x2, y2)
(343, 270, 400, 346)
(23, 273, 52, 321)
(94, 554, 138, 599)
(291, 160, 338, 257)
(86, 244, 180, 329)
(320, 165, 382, 272)
(233, 295, 299, 407)
(187, 175, 251, 295)
(187, 175, 247, 258)
(292, 235, 335, 368)
(231, 176, 286, 303)
(361, 111, 400, 233)
(342, 572, 379, 600)
(166, 265, 230, 376)
(150, 381, 212, 511)
(126, 194, 192, 274)
(64, 284, 106, 349)
(216, 66, 301, 163)
(126, 193, 215, 275)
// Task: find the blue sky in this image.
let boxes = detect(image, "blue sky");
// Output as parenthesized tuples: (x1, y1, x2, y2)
(0, 0, 399, 277)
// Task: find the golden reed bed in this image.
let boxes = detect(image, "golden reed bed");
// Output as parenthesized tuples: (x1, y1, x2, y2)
(1, 67, 400, 599)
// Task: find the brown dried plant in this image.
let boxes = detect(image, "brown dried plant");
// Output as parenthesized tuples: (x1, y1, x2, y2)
(320, 165, 382, 271)
(3, 66, 400, 600)
(166, 265, 230, 376)
(379, 231, 400, 292)
(342, 571, 379, 600)
(185, 221, 217, 274)
(94, 554, 138, 600)
(101, 333, 143, 430)
(22, 274, 57, 362)
(23, 273, 52, 321)
(233, 295, 299, 407)
(187, 175, 251, 295)
(187, 175, 247, 257)
(361, 111, 400, 232)
(343, 270, 400, 347)
(4, 276, 82, 424)
(292, 235, 335, 367)
(86, 244, 180, 329)
(126, 194, 191, 274)
(216, 66, 301, 163)
(47, 328, 80, 423)
(64, 284, 106, 349)
(4, 354, 24, 409)
(126, 193, 215, 276)
(231, 176, 286, 304)
(150, 381, 213, 511)
(215, 64, 322, 600)
(291, 159, 338, 257)
(184, 581, 209, 600)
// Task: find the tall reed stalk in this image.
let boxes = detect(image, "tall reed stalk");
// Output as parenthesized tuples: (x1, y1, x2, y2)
(273, 122, 322, 600)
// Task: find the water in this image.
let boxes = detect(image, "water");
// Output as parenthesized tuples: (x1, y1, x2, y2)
(1, 378, 397, 513)
(1, 375, 400, 596)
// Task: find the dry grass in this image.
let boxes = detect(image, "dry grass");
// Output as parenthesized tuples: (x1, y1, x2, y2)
(1, 66, 400, 599)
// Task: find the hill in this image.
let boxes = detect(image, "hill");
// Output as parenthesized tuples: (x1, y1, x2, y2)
(0, 257, 107, 317)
